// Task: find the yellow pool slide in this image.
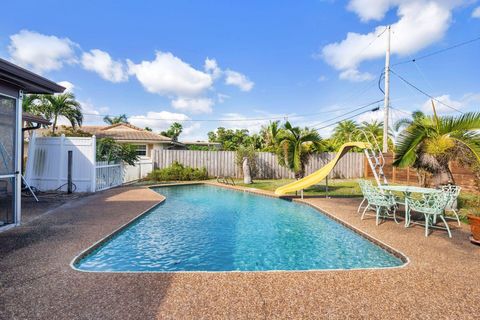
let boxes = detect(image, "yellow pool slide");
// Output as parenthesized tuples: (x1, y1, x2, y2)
(274, 141, 371, 195)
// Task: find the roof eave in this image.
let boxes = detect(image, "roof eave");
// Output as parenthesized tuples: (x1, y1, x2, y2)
(0, 58, 65, 94)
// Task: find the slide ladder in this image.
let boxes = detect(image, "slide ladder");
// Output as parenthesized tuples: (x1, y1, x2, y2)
(354, 130, 388, 186)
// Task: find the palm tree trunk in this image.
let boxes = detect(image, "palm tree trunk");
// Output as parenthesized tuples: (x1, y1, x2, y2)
(434, 161, 455, 186)
(52, 114, 58, 134)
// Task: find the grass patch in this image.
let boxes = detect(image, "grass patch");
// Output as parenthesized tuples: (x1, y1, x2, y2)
(234, 179, 362, 198)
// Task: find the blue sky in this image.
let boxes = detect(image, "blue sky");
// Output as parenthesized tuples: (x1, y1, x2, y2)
(1, 0, 479, 140)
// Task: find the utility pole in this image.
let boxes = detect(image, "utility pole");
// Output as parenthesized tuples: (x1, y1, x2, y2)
(382, 25, 391, 153)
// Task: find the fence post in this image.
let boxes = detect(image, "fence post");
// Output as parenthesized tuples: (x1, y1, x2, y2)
(91, 135, 96, 192)
(25, 131, 36, 183)
(58, 134, 65, 190)
(364, 156, 368, 178)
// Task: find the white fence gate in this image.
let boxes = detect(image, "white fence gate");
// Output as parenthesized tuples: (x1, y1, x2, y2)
(95, 161, 123, 191)
(25, 133, 152, 192)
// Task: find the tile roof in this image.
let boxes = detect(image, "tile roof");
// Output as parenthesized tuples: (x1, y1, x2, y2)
(38, 123, 174, 143)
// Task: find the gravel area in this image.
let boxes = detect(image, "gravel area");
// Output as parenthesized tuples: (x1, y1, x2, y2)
(0, 183, 479, 319)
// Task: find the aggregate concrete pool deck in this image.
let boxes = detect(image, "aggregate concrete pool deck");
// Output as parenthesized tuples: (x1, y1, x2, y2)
(1, 183, 479, 319)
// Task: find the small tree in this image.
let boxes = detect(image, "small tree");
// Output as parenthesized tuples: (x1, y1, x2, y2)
(96, 138, 139, 165)
(277, 122, 323, 179)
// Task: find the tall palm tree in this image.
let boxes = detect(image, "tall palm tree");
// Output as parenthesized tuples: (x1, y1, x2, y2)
(331, 120, 358, 147)
(277, 121, 323, 178)
(394, 109, 480, 185)
(41, 93, 83, 134)
(103, 114, 129, 125)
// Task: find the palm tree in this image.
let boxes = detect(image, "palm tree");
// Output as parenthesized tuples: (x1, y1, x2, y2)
(40, 93, 83, 134)
(359, 120, 394, 148)
(393, 110, 426, 132)
(161, 122, 183, 141)
(22, 94, 41, 114)
(360, 120, 383, 139)
(394, 108, 480, 185)
(260, 120, 282, 151)
(277, 121, 323, 178)
(331, 120, 358, 147)
(103, 114, 129, 125)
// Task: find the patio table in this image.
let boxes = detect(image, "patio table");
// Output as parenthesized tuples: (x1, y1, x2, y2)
(379, 185, 441, 227)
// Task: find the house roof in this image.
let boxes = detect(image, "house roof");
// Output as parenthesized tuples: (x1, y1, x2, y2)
(182, 141, 222, 146)
(22, 112, 51, 125)
(75, 123, 175, 143)
(0, 58, 65, 94)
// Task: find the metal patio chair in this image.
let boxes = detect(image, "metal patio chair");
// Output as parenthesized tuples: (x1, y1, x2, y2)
(357, 179, 373, 214)
(361, 184, 398, 226)
(406, 191, 451, 238)
(441, 185, 461, 226)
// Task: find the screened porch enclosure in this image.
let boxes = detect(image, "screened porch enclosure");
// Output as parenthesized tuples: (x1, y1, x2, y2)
(0, 94, 17, 226)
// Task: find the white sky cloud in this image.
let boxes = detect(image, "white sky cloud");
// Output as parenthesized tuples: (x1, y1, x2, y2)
(420, 94, 477, 114)
(339, 69, 375, 82)
(171, 97, 214, 114)
(57, 81, 75, 93)
(473, 6, 480, 18)
(321, 1, 459, 81)
(224, 69, 254, 91)
(127, 51, 213, 97)
(128, 111, 190, 132)
(204, 57, 222, 79)
(8, 30, 77, 74)
(81, 49, 128, 82)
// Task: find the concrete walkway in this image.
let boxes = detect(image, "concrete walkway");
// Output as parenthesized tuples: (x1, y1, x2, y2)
(0, 184, 479, 319)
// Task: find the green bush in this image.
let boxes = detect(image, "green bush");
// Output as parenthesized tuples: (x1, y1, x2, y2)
(147, 161, 208, 181)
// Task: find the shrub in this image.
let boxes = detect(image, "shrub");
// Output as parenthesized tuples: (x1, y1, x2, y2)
(147, 161, 208, 181)
(96, 137, 139, 165)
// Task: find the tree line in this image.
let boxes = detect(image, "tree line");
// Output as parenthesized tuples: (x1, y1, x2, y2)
(22, 92, 480, 186)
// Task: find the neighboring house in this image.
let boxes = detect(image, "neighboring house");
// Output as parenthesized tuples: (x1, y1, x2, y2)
(182, 141, 222, 150)
(0, 58, 64, 229)
(39, 123, 186, 159)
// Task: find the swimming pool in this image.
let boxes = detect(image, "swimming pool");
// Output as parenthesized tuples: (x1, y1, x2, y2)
(74, 184, 404, 272)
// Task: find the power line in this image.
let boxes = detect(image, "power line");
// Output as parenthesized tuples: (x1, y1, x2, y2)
(392, 35, 480, 66)
(314, 107, 381, 131)
(389, 69, 464, 114)
(390, 106, 411, 116)
(80, 100, 384, 123)
(311, 100, 383, 128)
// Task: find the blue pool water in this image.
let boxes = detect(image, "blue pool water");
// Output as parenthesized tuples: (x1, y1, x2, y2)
(75, 185, 404, 271)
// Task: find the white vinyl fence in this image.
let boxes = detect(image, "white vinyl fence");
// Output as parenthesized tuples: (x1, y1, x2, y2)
(25, 133, 153, 192)
(153, 150, 364, 179)
(25, 134, 97, 192)
(123, 158, 153, 183)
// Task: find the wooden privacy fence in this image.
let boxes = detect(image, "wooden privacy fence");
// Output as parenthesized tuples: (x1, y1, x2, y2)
(153, 150, 365, 179)
(364, 154, 479, 193)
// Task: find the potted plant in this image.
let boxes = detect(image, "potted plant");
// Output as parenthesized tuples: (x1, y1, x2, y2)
(468, 211, 480, 245)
